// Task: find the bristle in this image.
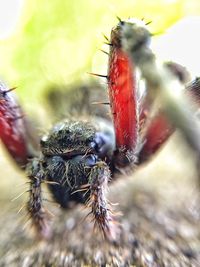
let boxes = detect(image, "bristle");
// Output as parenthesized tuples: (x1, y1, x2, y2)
(116, 16, 122, 23)
(22, 216, 32, 231)
(104, 42, 113, 46)
(100, 49, 109, 55)
(11, 190, 30, 202)
(43, 180, 60, 185)
(3, 86, 17, 95)
(102, 33, 109, 42)
(17, 203, 26, 214)
(145, 21, 152, 26)
(92, 101, 110, 105)
(71, 187, 89, 195)
(87, 72, 108, 79)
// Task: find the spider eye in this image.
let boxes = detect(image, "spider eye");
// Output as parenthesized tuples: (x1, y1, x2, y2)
(84, 154, 97, 166)
(71, 154, 97, 167)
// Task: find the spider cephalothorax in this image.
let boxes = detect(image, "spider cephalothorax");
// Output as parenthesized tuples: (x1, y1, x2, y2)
(1, 18, 200, 241)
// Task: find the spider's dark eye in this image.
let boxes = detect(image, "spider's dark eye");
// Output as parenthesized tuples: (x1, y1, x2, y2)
(84, 154, 97, 166)
(71, 154, 97, 167)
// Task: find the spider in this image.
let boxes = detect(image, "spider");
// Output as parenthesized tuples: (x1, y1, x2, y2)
(0, 18, 200, 241)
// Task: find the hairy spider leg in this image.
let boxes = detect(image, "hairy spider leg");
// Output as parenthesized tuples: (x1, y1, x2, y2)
(87, 161, 119, 241)
(27, 159, 51, 239)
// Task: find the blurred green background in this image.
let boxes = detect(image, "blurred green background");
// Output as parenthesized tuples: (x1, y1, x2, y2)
(0, 0, 200, 116)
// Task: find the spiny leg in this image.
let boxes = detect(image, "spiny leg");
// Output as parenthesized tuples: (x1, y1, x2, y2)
(105, 19, 200, 165)
(121, 20, 200, 154)
(26, 159, 51, 239)
(0, 82, 39, 168)
(107, 23, 139, 168)
(87, 162, 120, 241)
(106, 19, 181, 167)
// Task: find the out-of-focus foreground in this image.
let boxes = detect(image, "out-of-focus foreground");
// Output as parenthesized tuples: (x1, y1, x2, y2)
(0, 134, 200, 266)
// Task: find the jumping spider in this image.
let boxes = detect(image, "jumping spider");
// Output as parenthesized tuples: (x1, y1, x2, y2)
(0, 18, 200, 241)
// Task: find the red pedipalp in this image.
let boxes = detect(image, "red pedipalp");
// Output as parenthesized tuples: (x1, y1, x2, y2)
(108, 25, 138, 166)
(107, 20, 200, 166)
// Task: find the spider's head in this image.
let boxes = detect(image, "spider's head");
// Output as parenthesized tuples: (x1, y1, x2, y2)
(40, 120, 114, 160)
(40, 120, 95, 157)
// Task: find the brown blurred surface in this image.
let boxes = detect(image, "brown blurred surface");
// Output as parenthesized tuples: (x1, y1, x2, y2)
(0, 134, 199, 266)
